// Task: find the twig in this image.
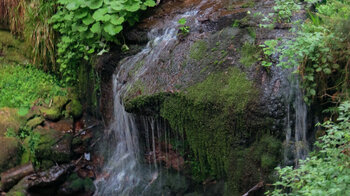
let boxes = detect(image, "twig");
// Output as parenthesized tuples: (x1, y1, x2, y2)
(242, 181, 264, 196)
(73, 123, 99, 137)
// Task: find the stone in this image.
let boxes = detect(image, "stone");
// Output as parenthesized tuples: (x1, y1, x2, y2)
(66, 99, 83, 119)
(26, 116, 44, 129)
(0, 137, 20, 173)
(40, 107, 61, 121)
(0, 108, 24, 136)
(35, 128, 73, 163)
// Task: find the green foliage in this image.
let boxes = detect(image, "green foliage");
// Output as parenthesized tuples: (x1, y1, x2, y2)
(261, 0, 350, 104)
(267, 101, 350, 195)
(0, 64, 66, 109)
(273, 0, 301, 22)
(178, 18, 190, 35)
(5, 125, 41, 165)
(240, 42, 261, 67)
(25, 0, 57, 71)
(50, 0, 157, 84)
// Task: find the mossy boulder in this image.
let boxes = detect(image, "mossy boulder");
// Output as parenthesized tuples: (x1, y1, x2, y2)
(0, 137, 21, 173)
(40, 107, 61, 121)
(66, 99, 83, 119)
(38, 96, 70, 121)
(0, 108, 25, 136)
(52, 96, 70, 111)
(26, 116, 44, 129)
(0, 30, 30, 64)
(34, 128, 72, 163)
(57, 173, 96, 195)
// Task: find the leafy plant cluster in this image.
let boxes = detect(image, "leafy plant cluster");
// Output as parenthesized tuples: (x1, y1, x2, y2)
(178, 18, 190, 36)
(0, 64, 66, 109)
(267, 101, 350, 195)
(50, 0, 157, 83)
(260, 0, 350, 105)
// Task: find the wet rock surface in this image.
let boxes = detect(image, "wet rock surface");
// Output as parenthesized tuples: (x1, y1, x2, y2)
(97, 0, 297, 194)
(0, 137, 21, 174)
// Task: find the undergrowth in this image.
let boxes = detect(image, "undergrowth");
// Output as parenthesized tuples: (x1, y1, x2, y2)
(267, 102, 350, 195)
(0, 64, 66, 109)
(260, 0, 350, 107)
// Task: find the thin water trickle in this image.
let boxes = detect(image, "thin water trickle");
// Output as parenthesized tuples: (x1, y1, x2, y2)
(284, 74, 309, 166)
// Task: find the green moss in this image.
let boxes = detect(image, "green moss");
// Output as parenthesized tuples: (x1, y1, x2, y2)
(67, 173, 96, 192)
(239, 42, 261, 67)
(40, 107, 61, 121)
(0, 30, 29, 64)
(125, 92, 171, 115)
(241, 0, 255, 8)
(226, 135, 281, 194)
(66, 99, 83, 119)
(187, 67, 257, 112)
(0, 137, 21, 172)
(35, 128, 72, 163)
(124, 80, 147, 102)
(0, 107, 26, 136)
(130, 60, 144, 76)
(26, 116, 44, 129)
(159, 68, 258, 181)
(247, 27, 256, 40)
(189, 40, 208, 61)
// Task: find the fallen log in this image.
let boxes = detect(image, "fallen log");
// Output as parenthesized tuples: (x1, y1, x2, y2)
(242, 181, 264, 196)
(6, 163, 74, 195)
(0, 163, 34, 191)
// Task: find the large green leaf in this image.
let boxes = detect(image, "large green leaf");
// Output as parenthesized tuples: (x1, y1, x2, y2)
(125, 3, 140, 12)
(85, 0, 103, 9)
(110, 15, 125, 25)
(144, 0, 156, 7)
(66, 2, 79, 10)
(92, 7, 108, 21)
(82, 14, 94, 25)
(74, 8, 88, 19)
(110, 2, 124, 11)
(103, 23, 122, 36)
(91, 22, 102, 34)
(77, 24, 88, 32)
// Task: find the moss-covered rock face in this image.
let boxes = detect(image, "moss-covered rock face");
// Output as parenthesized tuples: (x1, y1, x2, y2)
(57, 173, 96, 195)
(26, 116, 44, 129)
(0, 108, 25, 136)
(227, 135, 282, 194)
(40, 107, 61, 121)
(0, 30, 30, 64)
(34, 128, 72, 164)
(0, 137, 21, 172)
(66, 99, 83, 119)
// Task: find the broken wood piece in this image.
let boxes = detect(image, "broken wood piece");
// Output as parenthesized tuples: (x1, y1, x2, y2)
(242, 181, 264, 196)
(0, 163, 34, 191)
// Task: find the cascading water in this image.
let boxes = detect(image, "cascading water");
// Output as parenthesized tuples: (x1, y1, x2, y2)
(284, 74, 309, 166)
(94, 6, 204, 195)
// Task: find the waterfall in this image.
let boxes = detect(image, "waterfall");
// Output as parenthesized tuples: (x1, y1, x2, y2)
(94, 6, 204, 195)
(284, 74, 309, 166)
